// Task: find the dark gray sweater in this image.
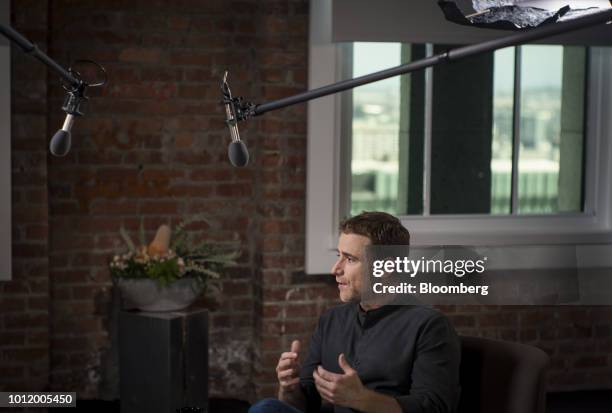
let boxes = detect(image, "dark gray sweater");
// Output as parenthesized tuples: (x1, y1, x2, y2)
(299, 303, 461, 413)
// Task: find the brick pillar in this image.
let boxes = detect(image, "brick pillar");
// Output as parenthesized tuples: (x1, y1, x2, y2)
(0, 0, 50, 392)
(249, 0, 344, 398)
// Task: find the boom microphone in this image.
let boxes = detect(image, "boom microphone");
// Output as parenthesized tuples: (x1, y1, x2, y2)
(48, 60, 107, 157)
(222, 71, 250, 167)
(49, 114, 74, 157)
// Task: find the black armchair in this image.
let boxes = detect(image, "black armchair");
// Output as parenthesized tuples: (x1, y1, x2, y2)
(458, 336, 550, 413)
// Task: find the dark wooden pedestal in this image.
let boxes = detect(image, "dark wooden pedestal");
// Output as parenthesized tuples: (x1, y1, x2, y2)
(119, 309, 209, 413)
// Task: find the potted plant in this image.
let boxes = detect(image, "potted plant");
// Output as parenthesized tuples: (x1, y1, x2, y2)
(110, 216, 239, 312)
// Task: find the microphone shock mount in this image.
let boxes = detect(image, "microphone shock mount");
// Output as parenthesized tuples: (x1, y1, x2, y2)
(59, 59, 107, 118)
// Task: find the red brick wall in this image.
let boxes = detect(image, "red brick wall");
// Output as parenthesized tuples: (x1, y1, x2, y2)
(44, 0, 267, 399)
(1, 0, 611, 402)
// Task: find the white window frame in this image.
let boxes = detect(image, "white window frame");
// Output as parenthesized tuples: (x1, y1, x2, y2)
(0, 1, 11, 280)
(305, 0, 612, 274)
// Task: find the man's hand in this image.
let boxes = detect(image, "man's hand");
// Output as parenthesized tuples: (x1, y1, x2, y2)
(313, 353, 365, 408)
(276, 340, 301, 393)
(314, 353, 402, 413)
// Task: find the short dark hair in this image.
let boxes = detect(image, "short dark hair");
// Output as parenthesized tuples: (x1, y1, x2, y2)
(339, 211, 410, 245)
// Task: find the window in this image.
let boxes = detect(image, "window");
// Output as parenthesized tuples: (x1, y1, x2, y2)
(305, 0, 612, 274)
(348, 43, 587, 217)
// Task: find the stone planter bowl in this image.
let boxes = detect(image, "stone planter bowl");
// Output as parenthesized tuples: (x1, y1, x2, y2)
(116, 277, 204, 312)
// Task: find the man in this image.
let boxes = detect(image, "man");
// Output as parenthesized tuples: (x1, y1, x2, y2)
(250, 212, 461, 413)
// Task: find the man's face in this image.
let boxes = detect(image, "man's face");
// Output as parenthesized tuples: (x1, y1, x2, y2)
(331, 232, 371, 303)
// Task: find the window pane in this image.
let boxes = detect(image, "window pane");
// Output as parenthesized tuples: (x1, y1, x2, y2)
(491, 47, 515, 215)
(517, 45, 586, 214)
(350, 43, 402, 215)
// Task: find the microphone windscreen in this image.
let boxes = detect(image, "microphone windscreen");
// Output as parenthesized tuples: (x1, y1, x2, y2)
(228, 140, 249, 167)
(50, 129, 71, 157)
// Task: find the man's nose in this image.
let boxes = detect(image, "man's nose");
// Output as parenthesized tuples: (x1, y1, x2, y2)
(331, 258, 343, 275)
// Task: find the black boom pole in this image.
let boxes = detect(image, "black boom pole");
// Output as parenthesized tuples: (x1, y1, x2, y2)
(0, 23, 80, 89)
(235, 8, 612, 120)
